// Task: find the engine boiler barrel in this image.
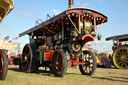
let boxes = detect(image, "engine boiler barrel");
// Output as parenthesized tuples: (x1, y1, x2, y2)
(55, 43, 69, 49)
(49, 43, 69, 50)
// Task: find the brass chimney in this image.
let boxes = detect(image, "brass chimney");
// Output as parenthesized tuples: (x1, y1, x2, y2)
(68, 0, 74, 8)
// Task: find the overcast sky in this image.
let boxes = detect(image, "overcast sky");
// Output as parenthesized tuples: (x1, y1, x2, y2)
(0, 0, 128, 53)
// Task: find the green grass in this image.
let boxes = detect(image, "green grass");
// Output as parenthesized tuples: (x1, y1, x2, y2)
(0, 66, 128, 85)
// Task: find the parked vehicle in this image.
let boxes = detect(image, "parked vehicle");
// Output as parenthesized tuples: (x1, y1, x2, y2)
(96, 52, 113, 68)
(19, 0, 107, 77)
(106, 34, 128, 69)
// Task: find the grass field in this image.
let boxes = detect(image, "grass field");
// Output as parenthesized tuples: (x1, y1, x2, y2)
(0, 66, 128, 85)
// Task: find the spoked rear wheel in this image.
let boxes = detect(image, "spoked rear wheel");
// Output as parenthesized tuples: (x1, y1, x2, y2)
(79, 50, 96, 76)
(0, 50, 8, 80)
(21, 44, 38, 73)
(51, 49, 67, 77)
(113, 47, 128, 69)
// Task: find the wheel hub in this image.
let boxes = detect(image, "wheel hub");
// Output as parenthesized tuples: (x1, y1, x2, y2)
(85, 61, 90, 66)
(56, 62, 59, 65)
(25, 56, 28, 60)
(121, 55, 127, 62)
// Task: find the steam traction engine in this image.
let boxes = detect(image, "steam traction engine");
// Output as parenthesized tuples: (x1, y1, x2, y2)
(0, 0, 14, 80)
(19, 0, 107, 77)
(106, 34, 128, 69)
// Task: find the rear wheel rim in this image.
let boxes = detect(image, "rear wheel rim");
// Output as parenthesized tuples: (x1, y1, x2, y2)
(113, 47, 128, 69)
(0, 50, 8, 80)
(22, 45, 32, 72)
(0, 54, 3, 79)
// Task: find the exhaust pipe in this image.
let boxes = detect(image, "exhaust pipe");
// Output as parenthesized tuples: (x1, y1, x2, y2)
(68, 0, 74, 8)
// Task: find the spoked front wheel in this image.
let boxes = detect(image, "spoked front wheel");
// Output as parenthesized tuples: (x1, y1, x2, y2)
(0, 50, 8, 80)
(79, 50, 96, 76)
(51, 49, 67, 77)
(113, 47, 128, 69)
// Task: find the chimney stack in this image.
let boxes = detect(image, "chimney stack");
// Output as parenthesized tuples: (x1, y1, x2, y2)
(68, 0, 74, 8)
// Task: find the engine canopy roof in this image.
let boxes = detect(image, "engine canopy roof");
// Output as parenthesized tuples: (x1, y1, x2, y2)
(19, 8, 107, 37)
